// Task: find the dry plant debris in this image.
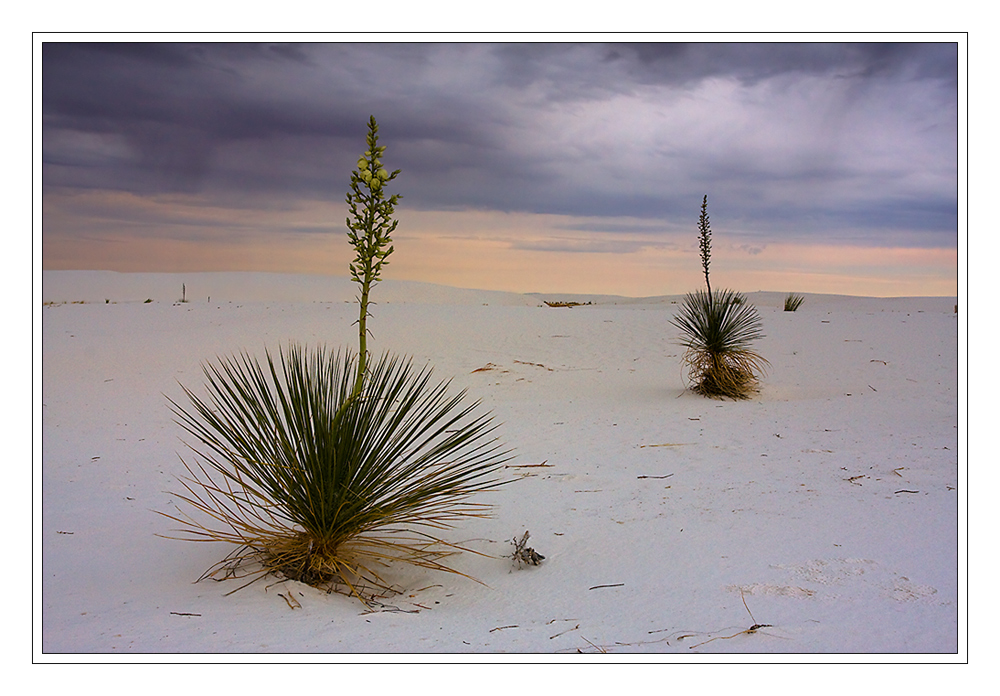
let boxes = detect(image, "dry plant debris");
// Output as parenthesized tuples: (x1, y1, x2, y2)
(543, 301, 592, 308)
(509, 530, 545, 568)
(689, 589, 774, 649)
(548, 623, 580, 640)
(505, 460, 552, 469)
(513, 359, 555, 371)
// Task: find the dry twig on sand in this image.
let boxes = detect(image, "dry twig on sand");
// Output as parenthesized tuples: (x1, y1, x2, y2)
(689, 590, 773, 649)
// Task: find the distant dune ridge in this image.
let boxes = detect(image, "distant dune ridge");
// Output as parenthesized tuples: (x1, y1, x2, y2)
(42, 270, 956, 311)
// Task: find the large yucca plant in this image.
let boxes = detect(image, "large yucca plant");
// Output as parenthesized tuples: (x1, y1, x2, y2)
(162, 346, 510, 602)
(160, 116, 513, 603)
(670, 196, 768, 399)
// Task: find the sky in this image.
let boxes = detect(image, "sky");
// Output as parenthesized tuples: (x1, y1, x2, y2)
(40, 40, 961, 297)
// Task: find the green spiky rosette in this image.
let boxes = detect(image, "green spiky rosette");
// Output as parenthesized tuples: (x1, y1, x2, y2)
(671, 289, 769, 399)
(161, 345, 511, 604)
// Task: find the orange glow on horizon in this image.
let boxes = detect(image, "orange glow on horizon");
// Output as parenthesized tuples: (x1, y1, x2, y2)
(42, 192, 958, 298)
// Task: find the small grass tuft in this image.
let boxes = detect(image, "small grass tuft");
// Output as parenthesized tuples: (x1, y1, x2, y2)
(783, 293, 805, 312)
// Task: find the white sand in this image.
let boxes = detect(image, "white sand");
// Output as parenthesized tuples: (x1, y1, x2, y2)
(40, 271, 961, 658)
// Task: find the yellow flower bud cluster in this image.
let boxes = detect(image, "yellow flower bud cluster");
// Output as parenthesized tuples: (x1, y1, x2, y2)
(357, 146, 391, 191)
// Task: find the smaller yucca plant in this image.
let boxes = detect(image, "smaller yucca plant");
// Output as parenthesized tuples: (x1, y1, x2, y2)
(670, 196, 768, 399)
(784, 293, 804, 312)
(672, 289, 769, 398)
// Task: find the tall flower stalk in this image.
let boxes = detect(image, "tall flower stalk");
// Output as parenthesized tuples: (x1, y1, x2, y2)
(697, 195, 712, 304)
(346, 115, 400, 396)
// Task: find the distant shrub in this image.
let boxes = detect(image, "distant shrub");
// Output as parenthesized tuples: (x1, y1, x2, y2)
(784, 294, 804, 312)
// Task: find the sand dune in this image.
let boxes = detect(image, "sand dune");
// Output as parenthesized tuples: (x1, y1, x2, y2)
(40, 271, 960, 656)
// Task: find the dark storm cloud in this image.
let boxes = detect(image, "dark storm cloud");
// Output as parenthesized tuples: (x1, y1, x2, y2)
(42, 41, 958, 246)
(607, 42, 957, 86)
